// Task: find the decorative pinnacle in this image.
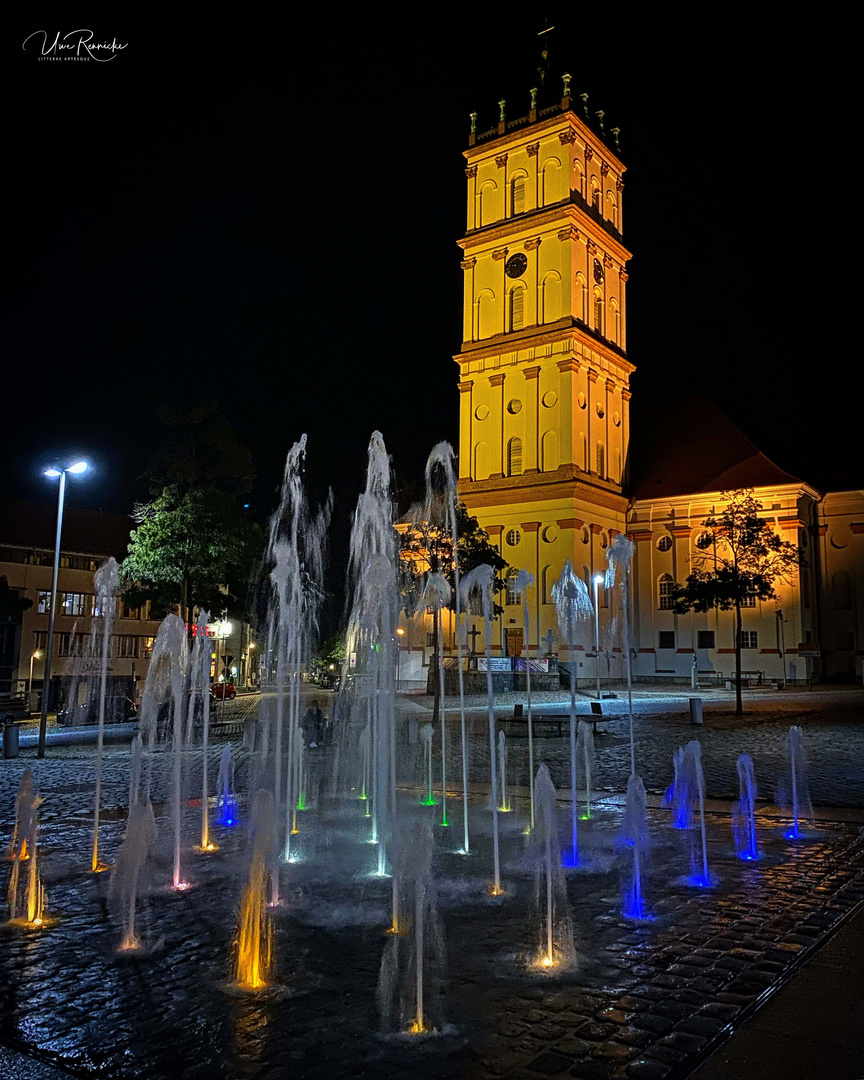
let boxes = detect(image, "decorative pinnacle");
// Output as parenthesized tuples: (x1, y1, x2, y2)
(498, 99, 507, 124)
(595, 109, 605, 132)
(562, 72, 572, 97)
(579, 92, 589, 118)
(530, 87, 538, 109)
(610, 126, 620, 149)
(469, 111, 477, 134)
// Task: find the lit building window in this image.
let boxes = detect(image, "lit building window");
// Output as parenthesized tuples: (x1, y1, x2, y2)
(657, 536, 672, 552)
(510, 286, 524, 331)
(511, 176, 526, 214)
(505, 529, 522, 547)
(658, 574, 674, 610)
(740, 631, 758, 649)
(505, 569, 520, 605)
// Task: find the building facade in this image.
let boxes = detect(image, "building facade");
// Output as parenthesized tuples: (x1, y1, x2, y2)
(454, 79, 863, 685)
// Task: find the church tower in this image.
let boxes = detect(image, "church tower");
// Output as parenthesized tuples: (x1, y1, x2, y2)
(456, 71, 633, 656)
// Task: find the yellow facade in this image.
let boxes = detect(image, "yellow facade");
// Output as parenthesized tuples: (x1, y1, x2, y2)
(456, 90, 632, 658)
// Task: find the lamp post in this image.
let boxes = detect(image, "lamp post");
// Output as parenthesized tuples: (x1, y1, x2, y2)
(38, 460, 88, 758)
(28, 650, 42, 712)
(593, 575, 604, 699)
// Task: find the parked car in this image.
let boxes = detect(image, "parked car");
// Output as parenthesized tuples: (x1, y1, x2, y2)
(210, 682, 237, 701)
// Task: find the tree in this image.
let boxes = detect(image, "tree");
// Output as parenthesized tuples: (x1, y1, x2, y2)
(668, 489, 803, 715)
(398, 499, 508, 618)
(398, 500, 508, 715)
(121, 406, 262, 629)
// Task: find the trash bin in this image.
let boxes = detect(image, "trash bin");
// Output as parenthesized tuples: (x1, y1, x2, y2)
(689, 698, 703, 726)
(3, 721, 20, 759)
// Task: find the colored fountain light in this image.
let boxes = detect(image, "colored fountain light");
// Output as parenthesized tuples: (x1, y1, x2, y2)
(235, 791, 276, 991)
(779, 726, 813, 839)
(733, 753, 760, 860)
(528, 765, 575, 971)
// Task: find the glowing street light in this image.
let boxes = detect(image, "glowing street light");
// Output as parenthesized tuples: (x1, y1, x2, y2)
(37, 459, 90, 757)
(593, 574, 604, 700)
(28, 650, 42, 709)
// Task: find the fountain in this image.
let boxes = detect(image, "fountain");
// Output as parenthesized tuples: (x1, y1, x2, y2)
(514, 569, 536, 829)
(264, 435, 332, 878)
(460, 564, 503, 895)
(677, 740, 711, 887)
(235, 790, 277, 990)
(7, 768, 34, 862)
(346, 433, 400, 925)
(377, 819, 446, 1036)
(216, 745, 239, 827)
(7, 777, 47, 928)
(662, 746, 687, 828)
(779, 725, 813, 839)
(422, 572, 452, 828)
(419, 723, 436, 806)
(497, 730, 512, 812)
(576, 720, 594, 819)
(190, 611, 218, 854)
(732, 753, 760, 860)
(111, 801, 158, 951)
(91, 557, 120, 873)
(527, 765, 574, 969)
(424, 443, 471, 855)
(620, 773, 651, 920)
(551, 560, 593, 867)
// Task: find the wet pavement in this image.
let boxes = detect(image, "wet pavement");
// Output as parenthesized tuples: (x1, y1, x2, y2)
(0, 689, 862, 1079)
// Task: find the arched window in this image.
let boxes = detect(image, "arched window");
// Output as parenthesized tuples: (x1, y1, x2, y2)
(607, 192, 618, 228)
(595, 441, 605, 477)
(590, 180, 601, 211)
(505, 568, 520, 606)
(541, 430, 558, 472)
(541, 159, 561, 206)
(507, 438, 523, 477)
(509, 284, 525, 331)
(658, 573, 674, 610)
(573, 161, 585, 197)
(510, 175, 527, 215)
(476, 288, 496, 339)
(540, 272, 561, 324)
(575, 273, 587, 322)
(479, 180, 497, 226)
(593, 288, 604, 334)
(609, 299, 620, 344)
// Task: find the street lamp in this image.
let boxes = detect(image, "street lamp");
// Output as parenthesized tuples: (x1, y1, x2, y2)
(38, 460, 89, 757)
(593, 575, 604, 700)
(28, 650, 42, 712)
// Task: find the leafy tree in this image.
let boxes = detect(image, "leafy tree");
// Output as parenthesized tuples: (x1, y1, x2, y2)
(0, 576, 33, 621)
(668, 489, 802, 715)
(398, 499, 508, 618)
(122, 406, 262, 629)
(398, 500, 508, 714)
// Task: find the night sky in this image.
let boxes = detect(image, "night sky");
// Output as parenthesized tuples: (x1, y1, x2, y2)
(5, 16, 854, 539)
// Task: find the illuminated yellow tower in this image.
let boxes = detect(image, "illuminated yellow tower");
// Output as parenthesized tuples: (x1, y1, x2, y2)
(457, 71, 633, 659)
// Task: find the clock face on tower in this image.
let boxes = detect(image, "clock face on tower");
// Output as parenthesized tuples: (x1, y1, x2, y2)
(505, 253, 528, 279)
(593, 257, 604, 284)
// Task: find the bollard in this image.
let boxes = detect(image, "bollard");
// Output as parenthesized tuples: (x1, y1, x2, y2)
(3, 721, 21, 759)
(689, 698, 703, 726)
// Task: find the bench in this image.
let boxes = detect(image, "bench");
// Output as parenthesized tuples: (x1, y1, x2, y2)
(210, 719, 245, 739)
(586, 701, 615, 734)
(500, 708, 566, 737)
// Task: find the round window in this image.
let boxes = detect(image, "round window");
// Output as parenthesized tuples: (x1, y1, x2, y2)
(656, 536, 673, 552)
(613, 411, 621, 427)
(595, 404, 605, 419)
(542, 390, 558, 408)
(474, 404, 489, 421)
(581, 526, 590, 545)
(577, 392, 586, 409)
(506, 529, 522, 546)
(830, 528, 850, 550)
(507, 399, 522, 415)
(542, 525, 558, 544)
(600, 531, 609, 549)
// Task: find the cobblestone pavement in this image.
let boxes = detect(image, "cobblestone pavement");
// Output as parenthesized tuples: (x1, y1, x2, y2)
(428, 687, 864, 810)
(1, 689, 863, 1079)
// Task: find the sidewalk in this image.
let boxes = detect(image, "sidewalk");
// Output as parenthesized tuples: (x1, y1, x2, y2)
(688, 898, 864, 1080)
